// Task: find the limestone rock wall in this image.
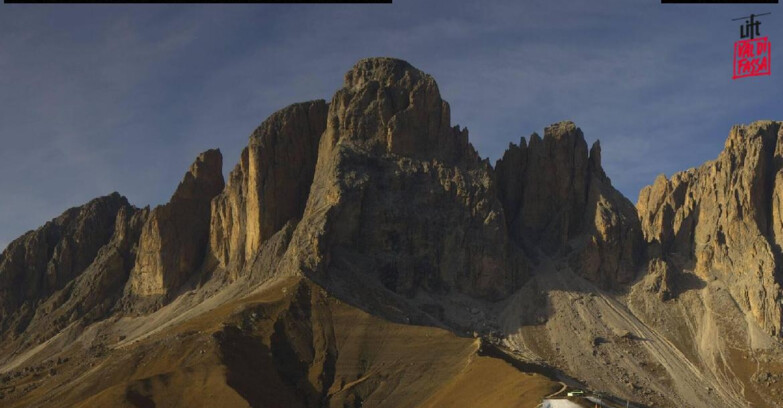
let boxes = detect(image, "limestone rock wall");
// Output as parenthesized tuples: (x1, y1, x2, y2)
(208, 100, 328, 278)
(637, 121, 783, 335)
(280, 58, 521, 300)
(496, 122, 643, 288)
(0, 193, 135, 336)
(125, 149, 224, 299)
(18, 205, 148, 345)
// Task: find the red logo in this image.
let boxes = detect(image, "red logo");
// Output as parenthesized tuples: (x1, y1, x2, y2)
(732, 13, 772, 80)
(733, 37, 771, 79)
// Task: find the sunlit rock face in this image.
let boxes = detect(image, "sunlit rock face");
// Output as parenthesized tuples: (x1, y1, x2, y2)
(126, 149, 224, 300)
(208, 100, 328, 280)
(637, 121, 783, 336)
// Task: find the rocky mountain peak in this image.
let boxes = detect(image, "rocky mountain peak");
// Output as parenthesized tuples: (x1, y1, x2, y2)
(495, 121, 588, 248)
(170, 148, 224, 203)
(496, 120, 641, 287)
(125, 150, 224, 305)
(323, 57, 472, 163)
(637, 120, 783, 336)
(343, 57, 423, 91)
(208, 100, 328, 277)
(0, 192, 136, 338)
(544, 120, 580, 140)
(589, 139, 606, 180)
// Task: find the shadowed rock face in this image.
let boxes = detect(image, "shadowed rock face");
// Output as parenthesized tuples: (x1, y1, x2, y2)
(280, 58, 521, 301)
(637, 121, 783, 336)
(17, 205, 148, 346)
(331, 58, 472, 163)
(497, 122, 590, 251)
(496, 122, 643, 288)
(0, 193, 141, 338)
(125, 149, 224, 301)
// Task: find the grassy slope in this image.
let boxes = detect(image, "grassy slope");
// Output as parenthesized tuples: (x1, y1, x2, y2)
(1, 277, 559, 408)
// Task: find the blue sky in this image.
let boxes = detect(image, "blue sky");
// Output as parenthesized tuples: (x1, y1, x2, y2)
(0, 1, 781, 251)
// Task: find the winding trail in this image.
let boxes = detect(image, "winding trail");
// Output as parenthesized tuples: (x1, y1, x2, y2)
(546, 381, 568, 398)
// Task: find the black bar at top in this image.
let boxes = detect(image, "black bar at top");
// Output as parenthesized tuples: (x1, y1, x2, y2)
(4, 0, 391, 3)
(662, 0, 777, 3)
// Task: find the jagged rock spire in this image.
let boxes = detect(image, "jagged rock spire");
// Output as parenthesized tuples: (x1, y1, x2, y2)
(125, 149, 224, 302)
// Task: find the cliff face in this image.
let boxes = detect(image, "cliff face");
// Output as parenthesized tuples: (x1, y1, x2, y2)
(125, 150, 224, 304)
(277, 58, 521, 301)
(208, 100, 328, 279)
(496, 122, 643, 288)
(496, 122, 590, 251)
(0, 193, 144, 341)
(637, 121, 783, 336)
(206, 59, 640, 303)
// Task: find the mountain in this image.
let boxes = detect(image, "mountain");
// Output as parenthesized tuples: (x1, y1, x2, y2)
(0, 58, 781, 408)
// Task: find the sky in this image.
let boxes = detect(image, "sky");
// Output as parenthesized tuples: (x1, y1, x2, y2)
(0, 0, 781, 251)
